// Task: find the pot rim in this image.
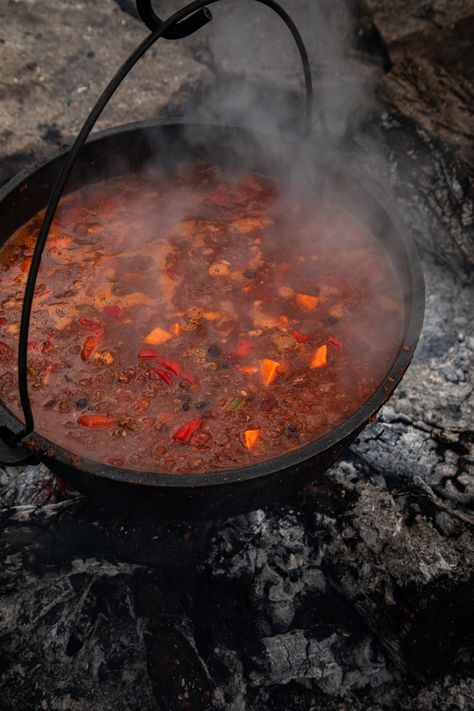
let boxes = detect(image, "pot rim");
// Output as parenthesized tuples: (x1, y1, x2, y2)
(0, 118, 425, 489)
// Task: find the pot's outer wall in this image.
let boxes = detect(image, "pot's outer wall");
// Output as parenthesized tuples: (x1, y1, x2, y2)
(45, 430, 361, 518)
(0, 120, 425, 518)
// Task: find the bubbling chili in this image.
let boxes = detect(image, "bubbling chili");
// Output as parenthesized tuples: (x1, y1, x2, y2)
(0, 163, 404, 473)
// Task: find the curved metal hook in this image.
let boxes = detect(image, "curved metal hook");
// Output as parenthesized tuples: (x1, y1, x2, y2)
(136, 0, 212, 37)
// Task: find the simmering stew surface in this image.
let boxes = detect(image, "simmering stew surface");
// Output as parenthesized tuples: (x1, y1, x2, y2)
(0, 163, 404, 473)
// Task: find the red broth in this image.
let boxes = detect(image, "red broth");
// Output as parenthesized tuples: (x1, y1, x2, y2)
(0, 163, 404, 473)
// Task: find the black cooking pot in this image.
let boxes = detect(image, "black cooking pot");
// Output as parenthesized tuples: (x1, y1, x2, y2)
(0, 118, 424, 517)
(0, 0, 424, 517)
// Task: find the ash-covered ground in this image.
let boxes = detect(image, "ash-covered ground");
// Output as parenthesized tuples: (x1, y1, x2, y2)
(0, 1, 473, 710)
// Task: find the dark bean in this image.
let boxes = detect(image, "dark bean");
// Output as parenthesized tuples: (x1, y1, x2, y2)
(260, 396, 276, 412)
(195, 401, 208, 410)
(44, 399, 57, 410)
(326, 315, 339, 325)
(207, 344, 221, 358)
(76, 397, 88, 410)
(286, 423, 298, 435)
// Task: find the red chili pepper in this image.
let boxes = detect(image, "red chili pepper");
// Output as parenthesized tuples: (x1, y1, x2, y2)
(0, 317, 6, 326)
(234, 339, 253, 359)
(138, 348, 160, 359)
(172, 418, 202, 443)
(138, 350, 182, 376)
(181, 372, 196, 385)
(327, 337, 342, 349)
(155, 356, 182, 376)
(104, 304, 121, 318)
(149, 367, 173, 385)
(81, 336, 97, 361)
(292, 331, 311, 344)
(79, 318, 104, 336)
(261, 295, 275, 304)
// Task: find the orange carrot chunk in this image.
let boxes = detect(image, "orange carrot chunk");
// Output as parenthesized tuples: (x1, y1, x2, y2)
(261, 358, 281, 387)
(144, 326, 172, 345)
(292, 330, 311, 343)
(310, 344, 328, 369)
(22, 256, 32, 274)
(81, 336, 97, 361)
(172, 418, 202, 442)
(243, 429, 262, 449)
(42, 364, 53, 385)
(138, 348, 159, 359)
(296, 293, 320, 311)
(78, 414, 116, 428)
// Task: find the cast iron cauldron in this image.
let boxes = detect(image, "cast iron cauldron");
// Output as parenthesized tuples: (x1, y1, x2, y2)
(0, 119, 424, 517)
(0, 1, 424, 518)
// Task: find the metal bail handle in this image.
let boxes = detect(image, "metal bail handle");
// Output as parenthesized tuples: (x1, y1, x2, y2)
(136, 0, 212, 35)
(0, 429, 38, 465)
(6, 0, 321, 455)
